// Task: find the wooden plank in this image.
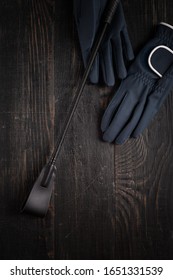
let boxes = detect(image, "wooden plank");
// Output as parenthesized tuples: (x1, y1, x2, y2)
(54, 0, 115, 259)
(113, 0, 173, 259)
(0, 0, 173, 260)
(0, 0, 55, 259)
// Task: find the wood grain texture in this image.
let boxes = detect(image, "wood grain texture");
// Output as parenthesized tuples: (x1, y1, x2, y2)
(0, 0, 173, 260)
(0, 0, 55, 259)
(113, 0, 173, 259)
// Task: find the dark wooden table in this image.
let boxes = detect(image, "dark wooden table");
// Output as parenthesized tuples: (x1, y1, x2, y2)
(0, 0, 173, 260)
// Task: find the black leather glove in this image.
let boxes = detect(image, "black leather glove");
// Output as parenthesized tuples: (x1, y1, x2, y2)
(73, 0, 134, 86)
(101, 23, 173, 143)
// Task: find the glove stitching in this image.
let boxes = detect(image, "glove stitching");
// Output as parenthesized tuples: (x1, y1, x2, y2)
(134, 72, 155, 88)
(154, 72, 173, 93)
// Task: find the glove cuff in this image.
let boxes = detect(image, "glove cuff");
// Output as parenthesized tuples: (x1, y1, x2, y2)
(156, 22, 173, 48)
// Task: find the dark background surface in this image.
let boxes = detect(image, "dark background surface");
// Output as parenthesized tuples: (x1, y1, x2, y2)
(0, 0, 173, 260)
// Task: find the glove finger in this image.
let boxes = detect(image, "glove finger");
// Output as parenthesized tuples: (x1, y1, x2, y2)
(88, 53, 99, 84)
(122, 27, 134, 61)
(100, 41, 115, 86)
(112, 37, 127, 79)
(74, 0, 98, 69)
(132, 63, 173, 137)
(101, 85, 127, 132)
(131, 101, 157, 138)
(73, 0, 95, 39)
(131, 91, 160, 138)
(73, 0, 81, 19)
(102, 91, 137, 143)
(115, 94, 148, 144)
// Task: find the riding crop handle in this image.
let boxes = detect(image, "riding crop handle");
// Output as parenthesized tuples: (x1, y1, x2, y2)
(49, 0, 121, 168)
(21, 0, 121, 217)
(104, 0, 120, 24)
